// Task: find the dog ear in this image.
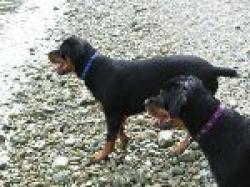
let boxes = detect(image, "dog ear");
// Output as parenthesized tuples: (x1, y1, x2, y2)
(167, 87, 187, 117)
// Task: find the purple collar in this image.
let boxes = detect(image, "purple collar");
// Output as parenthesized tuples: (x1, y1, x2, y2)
(196, 104, 226, 141)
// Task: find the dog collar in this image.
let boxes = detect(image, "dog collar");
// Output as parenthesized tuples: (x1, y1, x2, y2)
(196, 103, 226, 141)
(81, 52, 98, 80)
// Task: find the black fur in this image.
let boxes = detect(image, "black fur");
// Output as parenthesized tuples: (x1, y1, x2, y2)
(54, 36, 238, 143)
(146, 76, 250, 187)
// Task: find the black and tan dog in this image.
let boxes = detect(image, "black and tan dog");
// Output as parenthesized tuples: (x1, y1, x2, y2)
(145, 75, 250, 187)
(48, 36, 238, 161)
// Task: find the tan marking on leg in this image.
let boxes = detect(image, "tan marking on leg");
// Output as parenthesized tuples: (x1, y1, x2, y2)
(92, 141, 115, 161)
(169, 134, 190, 156)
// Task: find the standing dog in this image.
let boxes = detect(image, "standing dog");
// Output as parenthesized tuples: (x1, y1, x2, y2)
(48, 36, 238, 161)
(145, 76, 250, 187)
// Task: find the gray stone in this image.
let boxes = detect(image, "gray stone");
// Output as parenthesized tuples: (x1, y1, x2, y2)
(30, 182, 46, 187)
(171, 166, 184, 176)
(158, 172, 170, 180)
(189, 141, 199, 150)
(135, 169, 146, 184)
(42, 106, 55, 113)
(179, 150, 197, 162)
(52, 171, 70, 183)
(0, 131, 5, 144)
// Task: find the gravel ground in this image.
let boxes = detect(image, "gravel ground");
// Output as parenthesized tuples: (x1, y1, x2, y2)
(0, 0, 249, 186)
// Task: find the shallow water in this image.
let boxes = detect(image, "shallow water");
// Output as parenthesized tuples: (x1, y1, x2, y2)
(0, 0, 66, 104)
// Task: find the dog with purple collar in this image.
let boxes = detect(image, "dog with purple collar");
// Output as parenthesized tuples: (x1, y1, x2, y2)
(145, 75, 250, 187)
(48, 36, 238, 162)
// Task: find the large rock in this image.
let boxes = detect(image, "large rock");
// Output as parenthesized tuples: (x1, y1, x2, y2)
(157, 130, 174, 148)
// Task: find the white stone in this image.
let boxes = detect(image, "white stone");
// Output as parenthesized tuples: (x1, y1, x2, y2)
(53, 156, 69, 169)
(157, 130, 174, 147)
(64, 136, 76, 146)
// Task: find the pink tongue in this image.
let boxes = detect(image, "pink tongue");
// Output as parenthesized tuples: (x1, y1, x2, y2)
(157, 115, 170, 123)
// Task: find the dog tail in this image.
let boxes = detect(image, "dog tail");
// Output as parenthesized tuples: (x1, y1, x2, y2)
(213, 67, 238, 78)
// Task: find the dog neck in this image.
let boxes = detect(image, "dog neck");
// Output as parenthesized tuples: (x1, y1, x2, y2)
(195, 103, 226, 140)
(182, 94, 221, 140)
(74, 44, 97, 78)
(80, 52, 99, 80)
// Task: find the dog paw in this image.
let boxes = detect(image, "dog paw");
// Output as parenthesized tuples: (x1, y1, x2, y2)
(118, 138, 129, 150)
(168, 145, 185, 156)
(92, 150, 109, 161)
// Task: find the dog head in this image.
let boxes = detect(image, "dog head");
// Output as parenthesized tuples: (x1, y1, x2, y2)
(145, 75, 207, 128)
(48, 36, 96, 77)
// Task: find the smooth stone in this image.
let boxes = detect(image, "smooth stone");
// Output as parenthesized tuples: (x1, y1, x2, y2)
(179, 150, 197, 162)
(189, 141, 199, 150)
(32, 140, 46, 150)
(53, 156, 69, 169)
(42, 106, 55, 113)
(200, 160, 209, 168)
(170, 166, 184, 176)
(0, 153, 9, 170)
(144, 160, 152, 168)
(85, 181, 93, 186)
(228, 99, 237, 107)
(52, 171, 70, 183)
(10, 135, 26, 145)
(53, 6, 60, 11)
(158, 172, 170, 180)
(135, 169, 146, 184)
(30, 182, 46, 187)
(149, 184, 162, 187)
(64, 136, 77, 146)
(157, 130, 174, 148)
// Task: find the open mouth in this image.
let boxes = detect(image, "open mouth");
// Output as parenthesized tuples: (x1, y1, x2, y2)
(146, 107, 172, 130)
(48, 51, 70, 75)
(145, 106, 170, 121)
(144, 98, 172, 129)
(54, 63, 65, 75)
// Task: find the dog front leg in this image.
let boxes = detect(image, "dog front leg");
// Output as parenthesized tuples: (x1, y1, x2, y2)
(92, 115, 122, 161)
(169, 134, 191, 156)
(118, 117, 129, 150)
